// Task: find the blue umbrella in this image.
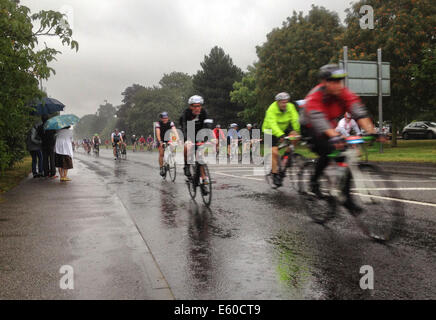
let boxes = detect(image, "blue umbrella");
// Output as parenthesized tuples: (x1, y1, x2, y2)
(31, 97, 65, 115)
(43, 114, 80, 130)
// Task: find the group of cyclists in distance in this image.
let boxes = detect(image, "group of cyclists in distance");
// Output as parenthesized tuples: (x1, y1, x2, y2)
(80, 64, 384, 210)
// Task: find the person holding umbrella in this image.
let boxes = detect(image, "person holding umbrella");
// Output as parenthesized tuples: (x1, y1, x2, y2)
(41, 114, 57, 178)
(54, 126, 74, 181)
(43, 114, 80, 181)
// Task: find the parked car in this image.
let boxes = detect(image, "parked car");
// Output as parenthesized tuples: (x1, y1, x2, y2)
(402, 121, 436, 140)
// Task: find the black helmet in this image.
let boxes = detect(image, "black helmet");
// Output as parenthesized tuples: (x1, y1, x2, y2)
(319, 64, 347, 81)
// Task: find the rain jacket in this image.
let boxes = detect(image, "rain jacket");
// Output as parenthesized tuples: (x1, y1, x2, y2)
(262, 101, 300, 138)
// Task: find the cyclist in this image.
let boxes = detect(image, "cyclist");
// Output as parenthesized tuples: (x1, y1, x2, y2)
(179, 95, 213, 192)
(120, 131, 127, 155)
(300, 64, 379, 209)
(146, 134, 154, 151)
(131, 134, 137, 152)
(262, 92, 300, 188)
(227, 123, 241, 159)
(92, 133, 101, 154)
(156, 112, 180, 176)
(138, 135, 146, 151)
(336, 112, 362, 137)
(241, 123, 253, 158)
(213, 124, 226, 157)
(111, 128, 123, 160)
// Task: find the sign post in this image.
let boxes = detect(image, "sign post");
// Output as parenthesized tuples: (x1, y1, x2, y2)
(340, 47, 390, 153)
(377, 48, 383, 153)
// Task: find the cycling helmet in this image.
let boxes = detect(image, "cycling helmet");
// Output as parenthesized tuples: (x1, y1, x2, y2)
(275, 92, 290, 101)
(121, 131, 125, 134)
(247, 124, 252, 128)
(160, 112, 169, 119)
(216, 124, 221, 128)
(188, 95, 204, 105)
(230, 123, 238, 128)
(345, 112, 352, 119)
(94, 133, 98, 136)
(319, 64, 347, 80)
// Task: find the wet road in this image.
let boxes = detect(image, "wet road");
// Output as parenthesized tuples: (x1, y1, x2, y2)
(74, 148, 436, 299)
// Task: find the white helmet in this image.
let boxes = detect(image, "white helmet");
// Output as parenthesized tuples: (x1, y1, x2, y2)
(275, 92, 290, 101)
(230, 123, 238, 128)
(188, 95, 204, 105)
(247, 124, 252, 128)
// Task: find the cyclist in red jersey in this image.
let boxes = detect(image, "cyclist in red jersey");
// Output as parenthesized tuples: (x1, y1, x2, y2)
(300, 64, 380, 210)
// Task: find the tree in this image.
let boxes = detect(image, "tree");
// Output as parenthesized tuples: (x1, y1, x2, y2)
(121, 72, 194, 138)
(255, 5, 344, 114)
(193, 46, 243, 125)
(411, 46, 436, 119)
(73, 114, 98, 140)
(0, 0, 78, 170)
(342, 0, 436, 145)
(230, 65, 261, 123)
(116, 84, 145, 133)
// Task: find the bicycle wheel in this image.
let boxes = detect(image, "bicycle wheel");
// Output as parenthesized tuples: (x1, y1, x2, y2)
(298, 160, 337, 224)
(286, 153, 305, 191)
(349, 163, 404, 242)
(187, 165, 197, 200)
(168, 153, 176, 182)
(200, 164, 212, 207)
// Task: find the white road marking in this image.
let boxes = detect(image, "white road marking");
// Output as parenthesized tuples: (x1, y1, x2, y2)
(352, 188, 436, 191)
(351, 193, 436, 208)
(216, 172, 436, 208)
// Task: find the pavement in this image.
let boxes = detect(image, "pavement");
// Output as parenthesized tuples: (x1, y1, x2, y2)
(0, 160, 173, 300)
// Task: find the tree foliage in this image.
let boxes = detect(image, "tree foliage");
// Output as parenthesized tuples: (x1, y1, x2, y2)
(342, 0, 436, 143)
(193, 46, 243, 125)
(0, 0, 78, 171)
(255, 5, 344, 115)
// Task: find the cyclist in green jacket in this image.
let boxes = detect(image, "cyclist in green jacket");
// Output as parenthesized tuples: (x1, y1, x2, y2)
(262, 92, 300, 188)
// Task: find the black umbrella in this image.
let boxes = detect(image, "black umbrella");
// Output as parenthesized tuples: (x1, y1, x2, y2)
(30, 97, 65, 115)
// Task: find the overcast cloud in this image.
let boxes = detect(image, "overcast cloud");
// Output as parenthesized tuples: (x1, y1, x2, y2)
(21, 0, 350, 117)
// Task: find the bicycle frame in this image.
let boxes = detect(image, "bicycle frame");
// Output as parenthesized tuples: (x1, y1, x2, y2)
(327, 136, 379, 203)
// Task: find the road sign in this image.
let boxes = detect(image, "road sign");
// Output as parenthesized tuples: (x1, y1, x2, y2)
(339, 60, 390, 96)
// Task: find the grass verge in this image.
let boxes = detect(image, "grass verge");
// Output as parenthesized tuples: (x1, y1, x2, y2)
(0, 156, 32, 201)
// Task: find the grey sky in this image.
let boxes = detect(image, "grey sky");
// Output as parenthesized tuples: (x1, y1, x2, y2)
(21, 0, 350, 117)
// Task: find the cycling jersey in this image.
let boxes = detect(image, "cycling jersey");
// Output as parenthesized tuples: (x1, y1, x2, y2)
(111, 132, 122, 142)
(213, 128, 226, 140)
(93, 137, 101, 145)
(300, 84, 367, 136)
(179, 108, 211, 142)
(156, 121, 175, 142)
(262, 101, 300, 138)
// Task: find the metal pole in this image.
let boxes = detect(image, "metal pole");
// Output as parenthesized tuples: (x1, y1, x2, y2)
(343, 46, 349, 88)
(378, 48, 383, 153)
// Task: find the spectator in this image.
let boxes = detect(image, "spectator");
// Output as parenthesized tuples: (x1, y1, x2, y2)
(26, 121, 43, 178)
(41, 115, 57, 178)
(55, 126, 74, 182)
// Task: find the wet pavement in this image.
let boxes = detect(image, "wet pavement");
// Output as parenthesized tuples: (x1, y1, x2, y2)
(1, 147, 435, 299)
(70, 148, 435, 299)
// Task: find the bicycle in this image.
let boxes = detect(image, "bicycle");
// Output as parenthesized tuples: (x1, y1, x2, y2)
(114, 142, 121, 161)
(93, 144, 100, 157)
(120, 143, 127, 160)
(161, 141, 177, 182)
(186, 141, 213, 207)
(264, 136, 305, 190)
(298, 135, 404, 242)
